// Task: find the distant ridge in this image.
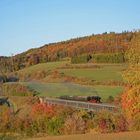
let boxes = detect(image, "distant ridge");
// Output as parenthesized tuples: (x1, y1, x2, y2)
(0, 30, 140, 72)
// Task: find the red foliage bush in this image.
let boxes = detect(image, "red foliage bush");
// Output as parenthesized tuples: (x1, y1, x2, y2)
(92, 111, 128, 133)
(31, 103, 55, 118)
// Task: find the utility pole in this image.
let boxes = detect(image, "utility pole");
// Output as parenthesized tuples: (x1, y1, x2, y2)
(11, 53, 14, 72)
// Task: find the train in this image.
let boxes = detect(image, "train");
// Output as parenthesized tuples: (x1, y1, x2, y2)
(58, 95, 102, 103)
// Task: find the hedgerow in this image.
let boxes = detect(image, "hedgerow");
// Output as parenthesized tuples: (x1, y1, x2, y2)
(92, 53, 125, 63)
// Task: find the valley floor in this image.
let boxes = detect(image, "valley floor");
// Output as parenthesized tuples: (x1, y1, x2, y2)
(26, 131, 140, 140)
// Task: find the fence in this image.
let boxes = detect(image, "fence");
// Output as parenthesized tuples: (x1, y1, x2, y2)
(45, 97, 118, 112)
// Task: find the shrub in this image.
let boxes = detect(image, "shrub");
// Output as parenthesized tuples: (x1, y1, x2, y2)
(63, 113, 86, 134)
(0, 106, 17, 133)
(93, 111, 115, 133)
(0, 106, 11, 132)
(1, 83, 34, 96)
(106, 96, 114, 103)
(113, 114, 128, 132)
(47, 116, 64, 135)
(92, 111, 128, 133)
(28, 103, 64, 136)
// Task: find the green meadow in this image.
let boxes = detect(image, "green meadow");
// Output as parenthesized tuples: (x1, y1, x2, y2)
(23, 82, 123, 102)
(59, 64, 125, 82)
(14, 61, 126, 102)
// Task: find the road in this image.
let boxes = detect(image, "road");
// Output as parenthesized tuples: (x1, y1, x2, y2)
(26, 131, 140, 140)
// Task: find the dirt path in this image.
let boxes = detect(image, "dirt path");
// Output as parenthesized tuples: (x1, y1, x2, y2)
(26, 131, 140, 140)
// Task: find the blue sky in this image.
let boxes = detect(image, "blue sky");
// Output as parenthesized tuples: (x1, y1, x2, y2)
(0, 0, 140, 56)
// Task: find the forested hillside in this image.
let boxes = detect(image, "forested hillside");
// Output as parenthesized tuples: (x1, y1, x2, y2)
(0, 30, 139, 72)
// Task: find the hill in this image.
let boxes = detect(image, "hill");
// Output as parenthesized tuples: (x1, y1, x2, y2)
(0, 30, 139, 73)
(2, 61, 125, 102)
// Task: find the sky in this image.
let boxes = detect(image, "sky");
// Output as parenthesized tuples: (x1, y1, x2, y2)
(0, 0, 140, 56)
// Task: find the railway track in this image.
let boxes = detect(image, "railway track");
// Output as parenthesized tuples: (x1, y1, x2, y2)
(45, 97, 118, 112)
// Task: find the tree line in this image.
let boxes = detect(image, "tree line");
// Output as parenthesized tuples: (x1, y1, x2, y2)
(0, 30, 139, 72)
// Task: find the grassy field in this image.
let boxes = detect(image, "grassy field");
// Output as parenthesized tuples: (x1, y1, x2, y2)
(59, 64, 125, 82)
(23, 82, 123, 101)
(14, 62, 126, 102)
(17, 62, 126, 82)
(17, 61, 69, 74)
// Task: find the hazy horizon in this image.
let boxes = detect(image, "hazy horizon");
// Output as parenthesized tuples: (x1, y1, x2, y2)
(0, 0, 140, 56)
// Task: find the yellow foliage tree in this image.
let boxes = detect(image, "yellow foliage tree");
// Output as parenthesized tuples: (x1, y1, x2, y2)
(123, 33, 140, 85)
(122, 32, 140, 130)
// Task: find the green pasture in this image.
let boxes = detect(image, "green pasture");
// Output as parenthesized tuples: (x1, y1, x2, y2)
(14, 62, 126, 102)
(17, 61, 126, 83)
(23, 82, 123, 102)
(59, 64, 125, 82)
